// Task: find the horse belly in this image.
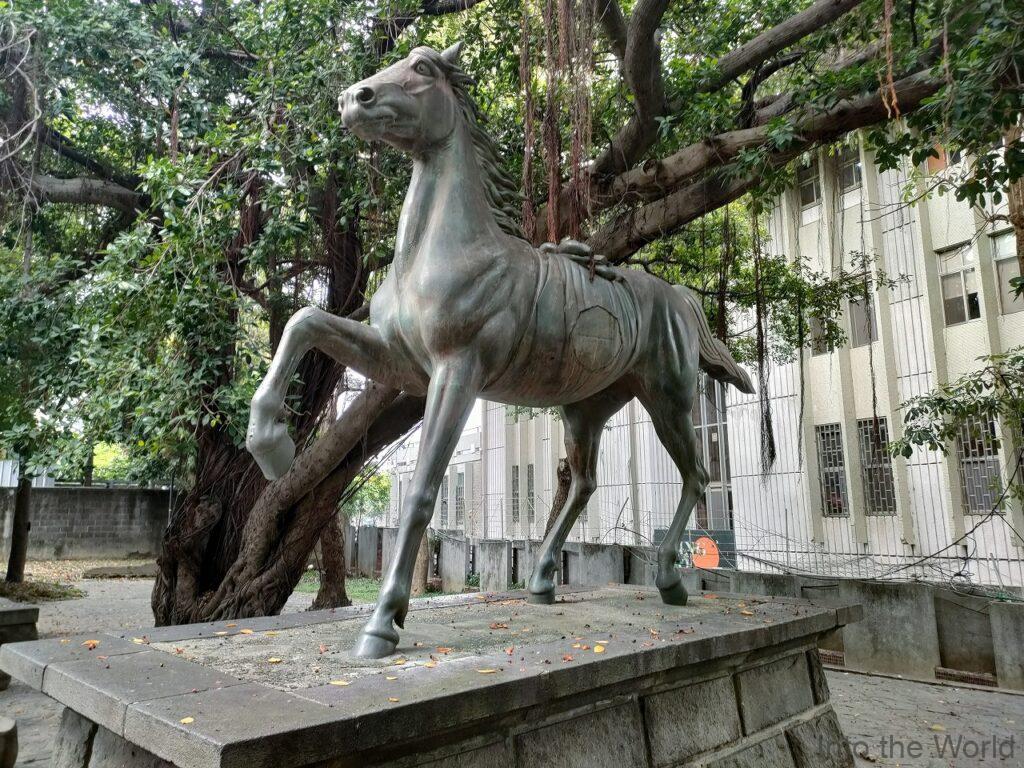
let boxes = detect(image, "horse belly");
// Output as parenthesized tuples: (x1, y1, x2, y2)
(482, 257, 643, 405)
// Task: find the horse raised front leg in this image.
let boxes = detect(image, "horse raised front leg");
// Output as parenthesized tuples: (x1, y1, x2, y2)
(247, 306, 402, 480)
(354, 359, 481, 658)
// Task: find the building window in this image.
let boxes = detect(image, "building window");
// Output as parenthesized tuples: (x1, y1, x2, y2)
(692, 377, 734, 530)
(838, 145, 862, 192)
(797, 161, 821, 208)
(815, 423, 849, 517)
(809, 316, 833, 356)
(848, 288, 877, 347)
(939, 244, 981, 326)
(857, 418, 897, 515)
(510, 464, 520, 523)
(993, 231, 1024, 315)
(526, 463, 535, 525)
(439, 475, 449, 527)
(455, 472, 465, 527)
(956, 417, 1003, 515)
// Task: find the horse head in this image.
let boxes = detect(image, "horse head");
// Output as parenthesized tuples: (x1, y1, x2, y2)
(340, 42, 466, 155)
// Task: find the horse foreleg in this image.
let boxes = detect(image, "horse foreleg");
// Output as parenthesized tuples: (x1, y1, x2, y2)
(354, 359, 481, 658)
(247, 306, 405, 480)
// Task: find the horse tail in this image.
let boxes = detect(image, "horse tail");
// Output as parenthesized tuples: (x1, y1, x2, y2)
(673, 286, 755, 395)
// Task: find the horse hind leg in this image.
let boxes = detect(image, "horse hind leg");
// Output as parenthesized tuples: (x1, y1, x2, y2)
(639, 385, 709, 606)
(527, 389, 627, 604)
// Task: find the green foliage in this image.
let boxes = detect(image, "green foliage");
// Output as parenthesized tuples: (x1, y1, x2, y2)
(891, 347, 1024, 506)
(342, 472, 391, 522)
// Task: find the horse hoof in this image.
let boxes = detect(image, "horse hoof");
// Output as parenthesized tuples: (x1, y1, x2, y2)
(659, 580, 688, 606)
(527, 588, 555, 605)
(353, 629, 399, 659)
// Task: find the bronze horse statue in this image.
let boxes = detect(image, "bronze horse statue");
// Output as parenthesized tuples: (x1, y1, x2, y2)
(246, 42, 754, 658)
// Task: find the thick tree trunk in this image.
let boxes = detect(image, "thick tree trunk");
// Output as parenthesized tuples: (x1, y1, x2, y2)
(153, 389, 424, 624)
(310, 514, 350, 610)
(5, 463, 31, 583)
(410, 533, 429, 597)
(544, 458, 572, 538)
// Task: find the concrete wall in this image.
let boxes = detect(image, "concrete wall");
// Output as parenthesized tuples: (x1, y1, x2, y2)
(476, 540, 511, 593)
(439, 534, 469, 593)
(380, 527, 398, 574)
(355, 526, 381, 578)
(0, 487, 168, 560)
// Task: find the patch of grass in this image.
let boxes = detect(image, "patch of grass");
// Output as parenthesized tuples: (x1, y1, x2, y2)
(293, 573, 382, 604)
(0, 579, 85, 603)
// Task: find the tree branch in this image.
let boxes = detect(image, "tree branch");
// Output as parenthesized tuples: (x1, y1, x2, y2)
(29, 174, 144, 213)
(590, 71, 942, 261)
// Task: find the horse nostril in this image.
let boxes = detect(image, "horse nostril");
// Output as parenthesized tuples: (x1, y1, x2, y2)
(355, 86, 375, 104)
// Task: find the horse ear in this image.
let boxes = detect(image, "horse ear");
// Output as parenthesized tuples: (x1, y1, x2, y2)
(440, 41, 463, 65)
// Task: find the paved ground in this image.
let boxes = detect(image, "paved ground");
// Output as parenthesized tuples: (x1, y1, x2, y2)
(2, 578, 1023, 767)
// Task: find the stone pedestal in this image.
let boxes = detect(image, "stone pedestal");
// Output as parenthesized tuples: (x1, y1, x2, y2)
(1, 586, 861, 768)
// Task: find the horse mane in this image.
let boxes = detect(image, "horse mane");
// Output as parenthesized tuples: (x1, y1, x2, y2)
(417, 47, 527, 240)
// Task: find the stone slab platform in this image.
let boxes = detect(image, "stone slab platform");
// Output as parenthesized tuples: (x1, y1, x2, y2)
(1, 586, 862, 768)
(0, 596, 38, 691)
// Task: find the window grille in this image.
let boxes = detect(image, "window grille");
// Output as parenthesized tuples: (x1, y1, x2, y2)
(815, 424, 849, 517)
(455, 472, 465, 527)
(526, 463, 535, 525)
(510, 464, 520, 523)
(439, 475, 449, 527)
(955, 417, 1003, 515)
(857, 418, 897, 515)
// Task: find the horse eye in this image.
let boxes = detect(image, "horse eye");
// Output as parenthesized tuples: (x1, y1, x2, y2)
(414, 61, 432, 76)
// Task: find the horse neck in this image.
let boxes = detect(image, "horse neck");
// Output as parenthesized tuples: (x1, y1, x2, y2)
(393, 118, 505, 275)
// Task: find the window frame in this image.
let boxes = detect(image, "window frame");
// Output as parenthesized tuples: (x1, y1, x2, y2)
(815, 423, 850, 518)
(938, 244, 982, 326)
(992, 231, 1024, 316)
(797, 161, 821, 209)
(848, 289, 878, 348)
(856, 418, 897, 515)
(955, 417, 1003, 516)
(838, 145, 863, 193)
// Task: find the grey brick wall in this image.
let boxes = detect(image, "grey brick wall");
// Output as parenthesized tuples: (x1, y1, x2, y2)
(0, 487, 169, 560)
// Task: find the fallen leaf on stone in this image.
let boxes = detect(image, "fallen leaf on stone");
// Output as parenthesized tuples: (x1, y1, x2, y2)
(489, 622, 508, 630)
(239, 629, 254, 635)
(436, 646, 453, 654)
(264, 631, 279, 636)
(329, 680, 350, 686)
(82, 639, 100, 650)
(505, 646, 515, 656)
(930, 724, 946, 732)
(424, 661, 438, 668)
(581, 645, 590, 651)
(226, 623, 237, 628)
(476, 668, 498, 674)
(174, 647, 185, 654)
(180, 717, 194, 724)
(740, 610, 754, 617)
(388, 697, 400, 703)
(704, 594, 719, 600)
(594, 644, 606, 653)
(319, 644, 328, 654)
(214, 631, 228, 636)
(562, 654, 574, 662)
(131, 637, 149, 645)
(267, 657, 283, 664)
(572, 643, 582, 649)
(394, 658, 407, 665)
(60, 639, 70, 644)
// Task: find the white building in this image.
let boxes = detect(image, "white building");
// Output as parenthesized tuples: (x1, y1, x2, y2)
(387, 427, 482, 534)
(388, 140, 1024, 589)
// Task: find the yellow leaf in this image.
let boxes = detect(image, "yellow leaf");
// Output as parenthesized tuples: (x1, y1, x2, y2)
(240, 629, 254, 635)
(226, 623, 237, 628)
(180, 717, 194, 724)
(386, 675, 398, 681)
(329, 680, 350, 686)
(131, 637, 147, 645)
(476, 668, 498, 674)
(740, 610, 754, 617)
(267, 657, 283, 664)
(264, 631, 279, 636)
(214, 631, 228, 636)
(388, 697, 400, 703)
(424, 661, 438, 668)
(394, 658, 407, 665)
(931, 724, 946, 732)
(82, 640, 100, 650)
(594, 644, 606, 653)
